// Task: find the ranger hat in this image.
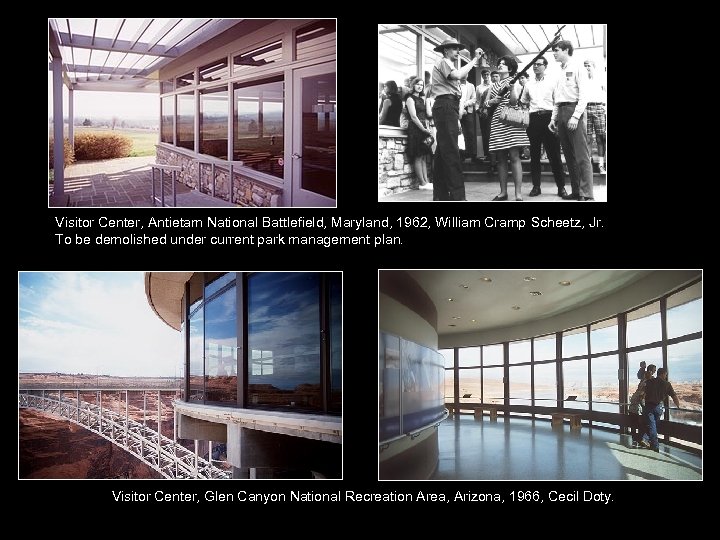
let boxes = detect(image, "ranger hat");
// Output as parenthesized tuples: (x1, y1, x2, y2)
(433, 38, 465, 52)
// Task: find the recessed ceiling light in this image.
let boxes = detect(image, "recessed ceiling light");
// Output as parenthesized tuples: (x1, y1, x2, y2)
(529, 291, 542, 296)
(523, 276, 536, 282)
(479, 276, 492, 282)
(511, 305, 521, 310)
(447, 298, 454, 302)
(459, 284, 469, 289)
(448, 324, 456, 327)
(559, 280, 571, 286)
(452, 316, 461, 320)
(470, 319, 477, 323)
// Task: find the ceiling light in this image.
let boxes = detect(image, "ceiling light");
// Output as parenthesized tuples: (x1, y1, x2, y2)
(479, 276, 492, 282)
(452, 316, 461, 320)
(470, 319, 477, 322)
(511, 305, 521, 310)
(523, 276, 536, 282)
(459, 284, 469, 289)
(447, 298, 454, 302)
(559, 280, 572, 286)
(529, 291, 542, 296)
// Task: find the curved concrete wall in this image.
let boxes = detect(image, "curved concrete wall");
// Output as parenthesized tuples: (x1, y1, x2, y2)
(441, 271, 701, 348)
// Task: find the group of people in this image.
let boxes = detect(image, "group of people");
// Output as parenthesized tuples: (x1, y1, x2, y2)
(629, 361, 681, 452)
(379, 38, 606, 201)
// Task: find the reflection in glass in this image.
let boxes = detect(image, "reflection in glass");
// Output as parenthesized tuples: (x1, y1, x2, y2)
(402, 341, 444, 431)
(301, 72, 336, 199)
(591, 354, 618, 412)
(627, 302, 661, 347)
(199, 58, 228, 83)
(563, 359, 588, 410)
(248, 273, 321, 410)
(189, 305, 204, 402)
(509, 340, 530, 364)
(233, 41, 282, 75)
(379, 333, 400, 440)
(205, 273, 235, 298)
(458, 347, 479, 367)
(668, 340, 702, 425)
(176, 92, 195, 150)
(204, 285, 237, 403)
(161, 96, 173, 143)
(458, 368, 480, 403)
(534, 362, 556, 406)
(233, 77, 284, 178)
(534, 335, 555, 361)
(200, 86, 228, 158)
(483, 344, 503, 366)
(296, 20, 336, 60)
(483, 367, 503, 404)
(590, 320, 618, 353)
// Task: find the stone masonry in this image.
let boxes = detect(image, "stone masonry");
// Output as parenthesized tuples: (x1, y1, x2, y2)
(157, 146, 282, 207)
(378, 135, 432, 198)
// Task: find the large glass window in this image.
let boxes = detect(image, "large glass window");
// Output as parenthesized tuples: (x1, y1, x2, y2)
(248, 273, 321, 410)
(296, 20, 336, 60)
(483, 344, 503, 366)
(591, 319, 618, 353)
(627, 347, 662, 398)
(379, 333, 401, 440)
(402, 341, 444, 431)
(233, 77, 284, 178)
(534, 362, 556, 406)
(667, 287, 702, 339)
(509, 364, 531, 408)
(591, 354, 618, 412)
(189, 302, 204, 402)
(233, 41, 282, 75)
(563, 359, 588, 410)
(458, 368, 480, 403)
(204, 283, 237, 403)
(176, 92, 195, 150)
(458, 346, 479, 367)
(176, 71, 194, 88)
(534, 335, 556, 361)
(627, 301, 661, 347)
(509, 340, 530, 364)
(483, 367, 503, 404)
(161, 96, 174, 143)
(440, 348, 454, 401)
(200, 86, 228, 158)
(563, 327, 587, 358)
(667, 340, 702, 425)
(301, 72, 336, 199)
(160, 79, 173, 94)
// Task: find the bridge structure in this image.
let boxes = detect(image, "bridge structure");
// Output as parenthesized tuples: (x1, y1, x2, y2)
(19, 388, 231, 479)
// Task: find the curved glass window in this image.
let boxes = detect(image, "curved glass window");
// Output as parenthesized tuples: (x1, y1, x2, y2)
(534, 335, 556, 361)
(248, 273, 321, 410)
(204, 282, 237, 403)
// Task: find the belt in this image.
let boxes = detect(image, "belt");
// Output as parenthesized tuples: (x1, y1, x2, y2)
(530, 110, 552, 115)
(587, 102, 604, 106)
(436, 94, 459, 100)
(556, 102, 577, 107)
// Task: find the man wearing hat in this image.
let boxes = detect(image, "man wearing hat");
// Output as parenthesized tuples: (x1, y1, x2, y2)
(431, 39, 484, 201)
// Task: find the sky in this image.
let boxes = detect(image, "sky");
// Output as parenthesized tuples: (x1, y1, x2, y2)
(19, 272, 180, 377)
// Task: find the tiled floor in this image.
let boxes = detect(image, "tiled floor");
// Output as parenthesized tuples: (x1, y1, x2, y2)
(433, 416, 701, 480)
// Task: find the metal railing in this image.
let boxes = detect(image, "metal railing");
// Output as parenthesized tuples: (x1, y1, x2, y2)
(19, 389, 231, 479)
(151, 164, 181, 207)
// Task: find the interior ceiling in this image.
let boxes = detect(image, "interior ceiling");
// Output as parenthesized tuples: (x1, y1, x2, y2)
(407, 270, 654, 336)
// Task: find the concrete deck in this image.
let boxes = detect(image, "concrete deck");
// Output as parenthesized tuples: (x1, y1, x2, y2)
(49, 156, 236, 208)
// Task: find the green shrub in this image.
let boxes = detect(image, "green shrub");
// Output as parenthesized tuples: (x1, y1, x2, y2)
(73, 132, 133, 161)
(48, 138, 75, 169)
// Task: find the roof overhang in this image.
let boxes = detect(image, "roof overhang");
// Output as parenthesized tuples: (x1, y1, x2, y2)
(145, 272, 194, 330)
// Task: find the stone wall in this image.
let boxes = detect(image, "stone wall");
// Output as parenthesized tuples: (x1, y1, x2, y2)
(156, 146, 282, 207)
(378, 130, 432, 198)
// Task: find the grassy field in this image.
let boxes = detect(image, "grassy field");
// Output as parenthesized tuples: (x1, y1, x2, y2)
(75, 126, 158, 157)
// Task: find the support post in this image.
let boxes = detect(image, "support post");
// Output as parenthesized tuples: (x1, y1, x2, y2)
(52, 56, 64, 197)
(157, 390, 162, 463)
(68, 88, 74, 152)
(125, 390, 129, 447)
(172, 170, 177, 206)
(77, 390, 80, 423)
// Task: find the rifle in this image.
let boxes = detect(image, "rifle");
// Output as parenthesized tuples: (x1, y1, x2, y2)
(498, 25, 566, 96)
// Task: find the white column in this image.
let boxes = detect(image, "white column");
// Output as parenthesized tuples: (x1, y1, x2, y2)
(52, 56, 64, 196)
(68, 88, 74, 151)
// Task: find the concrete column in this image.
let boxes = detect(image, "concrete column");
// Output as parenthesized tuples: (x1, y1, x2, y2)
(52, 56, 64, 196)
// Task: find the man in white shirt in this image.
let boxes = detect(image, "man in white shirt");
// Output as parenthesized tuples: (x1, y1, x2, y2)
(459, 76, 478, 161)
(549, 40, 594, 201)
(475, 70, 491, 160)
(584, 60, 606, 174)
(521, 57, 567, 197)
